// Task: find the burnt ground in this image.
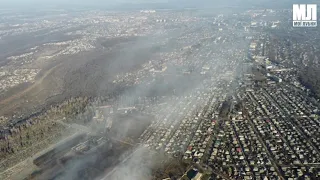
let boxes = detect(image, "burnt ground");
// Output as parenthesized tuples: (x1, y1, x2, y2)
(24, 111, 153, 180)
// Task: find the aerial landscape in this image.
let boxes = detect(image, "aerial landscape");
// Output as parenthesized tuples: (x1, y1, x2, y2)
(0, 0, 320, 180)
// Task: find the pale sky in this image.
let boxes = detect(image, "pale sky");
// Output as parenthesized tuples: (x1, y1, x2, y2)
(0, 0, 318, 9)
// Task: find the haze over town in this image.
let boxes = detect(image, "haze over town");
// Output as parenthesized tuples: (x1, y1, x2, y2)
(0, 0, 320, 180)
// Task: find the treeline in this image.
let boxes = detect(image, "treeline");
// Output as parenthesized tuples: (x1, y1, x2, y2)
(299, 66, 320, 99)
(0, 96, 95, 172)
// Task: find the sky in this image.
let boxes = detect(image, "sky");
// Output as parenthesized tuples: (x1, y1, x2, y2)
(1, 0, 319, 10)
